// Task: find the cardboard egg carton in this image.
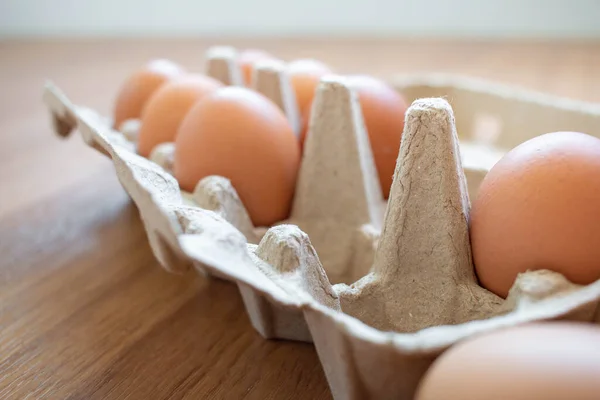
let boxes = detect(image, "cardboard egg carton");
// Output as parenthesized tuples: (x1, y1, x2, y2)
(43, 47, 600, 399)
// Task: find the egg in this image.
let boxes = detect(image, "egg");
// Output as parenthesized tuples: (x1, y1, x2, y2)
(415, 322, 600, 400)
(470, 131, 600, 298)
(238, 49, 276, 86)
(137, 74, 222, 157)
(174, 86, 300, 227)
(288, 58, 333, 118)
(113, 59, 184, 129)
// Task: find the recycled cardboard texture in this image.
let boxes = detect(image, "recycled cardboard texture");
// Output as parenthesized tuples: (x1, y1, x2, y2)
(252, 59, 302, 137)
(289, 76, 385, 285)
(205, 46, 244, 87)
(394, 74, 600, 149)
(335, 98, 503, 333)
(119, 119, 141, 143)
(44, 62, 600, 399)
(149, 142, 175, 172)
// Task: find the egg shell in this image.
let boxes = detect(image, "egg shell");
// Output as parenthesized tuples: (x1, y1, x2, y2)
(416, 322, 600, 400)
(113, 59, 184, 129)
(174, 86, 300, 227)
(137, 74, 222, 157)
(470, 131, 600, 298)
(289, 59, 333, 118)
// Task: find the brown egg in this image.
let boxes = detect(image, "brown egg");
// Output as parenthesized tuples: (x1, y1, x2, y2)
(238, 49, 276, 86)
(137, 74, 222, 157)
(470, 131, 600, 298)
(416, 322, 600, 400)
(289, 58, 332, 117)
(349, 75, 407, 199)
(174, 86, 300, 227)
(113, 59, 184, 129)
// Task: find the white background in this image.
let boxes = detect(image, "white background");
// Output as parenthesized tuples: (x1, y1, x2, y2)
(1, 0, 600, 38)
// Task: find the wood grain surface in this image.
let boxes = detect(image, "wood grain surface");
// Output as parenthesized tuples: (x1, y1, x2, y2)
(1, 38, 599, 400)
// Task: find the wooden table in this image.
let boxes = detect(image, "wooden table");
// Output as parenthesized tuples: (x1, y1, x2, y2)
(1, 39, 599, 399)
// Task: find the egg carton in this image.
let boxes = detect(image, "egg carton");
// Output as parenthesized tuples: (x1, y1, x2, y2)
(43, 47, 600, 400)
